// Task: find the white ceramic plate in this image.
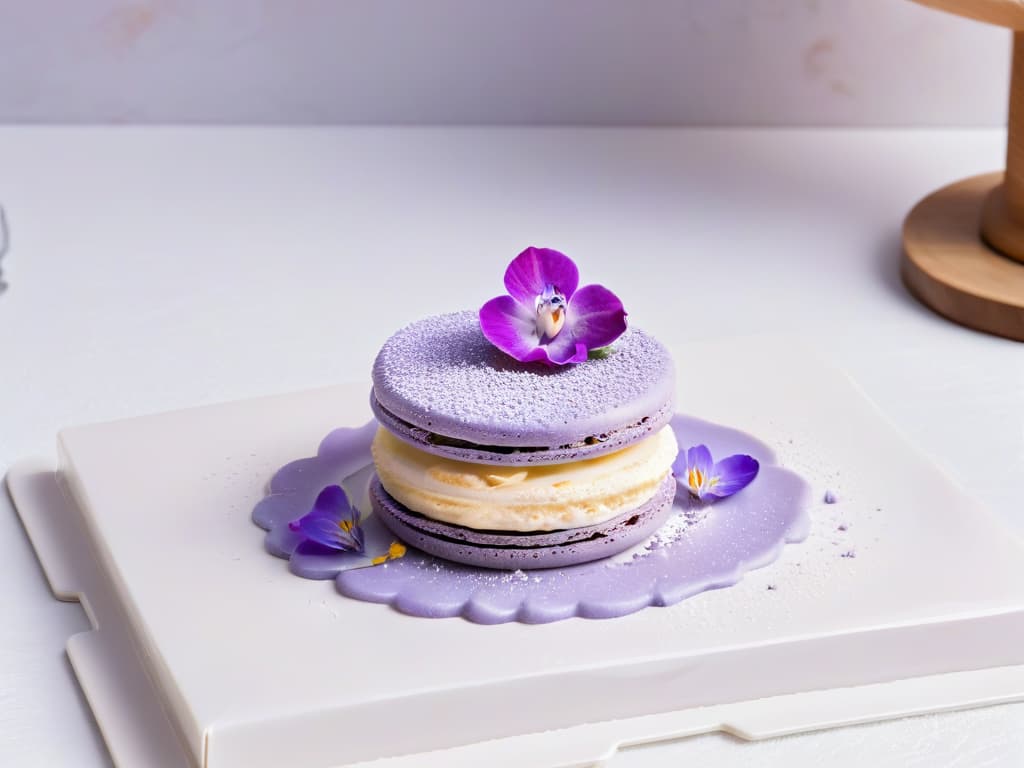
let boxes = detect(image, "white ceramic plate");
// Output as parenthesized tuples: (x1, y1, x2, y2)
(7, 339, 1024, 768)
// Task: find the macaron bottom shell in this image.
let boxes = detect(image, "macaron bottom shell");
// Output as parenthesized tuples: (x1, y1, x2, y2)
(370, 474, 678, 570)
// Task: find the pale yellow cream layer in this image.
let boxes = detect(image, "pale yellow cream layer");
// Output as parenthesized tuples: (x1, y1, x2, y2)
(371, 425, 678, 532)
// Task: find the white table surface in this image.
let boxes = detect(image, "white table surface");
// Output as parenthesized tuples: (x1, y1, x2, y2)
(0, 126, 1021, 767)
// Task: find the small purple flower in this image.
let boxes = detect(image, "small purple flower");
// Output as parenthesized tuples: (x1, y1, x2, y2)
(288, 485, 366, 554)
(479, 247, 627, 365)
(673, 444, 760, 501)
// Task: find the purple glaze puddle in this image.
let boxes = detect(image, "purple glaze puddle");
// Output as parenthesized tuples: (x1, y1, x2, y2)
(253, 415, 812, 624)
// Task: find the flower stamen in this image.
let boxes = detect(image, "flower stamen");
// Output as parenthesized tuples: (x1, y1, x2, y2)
(687, 467, 705, 493)
(536, 284, 567, 340)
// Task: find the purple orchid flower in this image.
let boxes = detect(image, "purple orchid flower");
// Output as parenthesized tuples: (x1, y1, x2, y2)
(479, 247, 627, 365)
(673, 445, 760, 501)
(288, 485, 366, 554)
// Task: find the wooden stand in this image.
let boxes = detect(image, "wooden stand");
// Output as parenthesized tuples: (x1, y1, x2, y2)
(902, 1, 1024, 340)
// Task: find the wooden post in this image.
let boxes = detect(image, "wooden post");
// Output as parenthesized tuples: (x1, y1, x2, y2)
(981, 31, 1024, 263)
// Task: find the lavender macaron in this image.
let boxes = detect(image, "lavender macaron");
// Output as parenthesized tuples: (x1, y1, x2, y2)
(367, 247, 679, 570)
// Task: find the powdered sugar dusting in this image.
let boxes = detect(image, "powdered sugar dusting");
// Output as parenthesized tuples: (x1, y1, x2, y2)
(605, 497, 710, 567)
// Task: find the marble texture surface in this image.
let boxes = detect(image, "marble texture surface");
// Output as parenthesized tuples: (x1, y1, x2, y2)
(0, 0, 1011, 126)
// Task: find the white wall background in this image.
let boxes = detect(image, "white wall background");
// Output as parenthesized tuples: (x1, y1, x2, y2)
(0, 1, 1013, 126)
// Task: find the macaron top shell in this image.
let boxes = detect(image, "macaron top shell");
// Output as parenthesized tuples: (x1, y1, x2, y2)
(371, 310, 675, 453)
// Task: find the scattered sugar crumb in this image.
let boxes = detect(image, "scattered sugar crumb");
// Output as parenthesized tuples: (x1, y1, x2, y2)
(498, 569, 530, 584)
(824, 490, 838, 504)
(602, 508, 707, 568)
(837, 523, 848, 532)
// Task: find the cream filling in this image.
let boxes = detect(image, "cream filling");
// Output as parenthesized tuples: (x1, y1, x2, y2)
(372, 426, 678, 532)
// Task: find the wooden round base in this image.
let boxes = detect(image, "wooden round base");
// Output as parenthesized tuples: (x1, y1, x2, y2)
(902, 172, 1024, 341)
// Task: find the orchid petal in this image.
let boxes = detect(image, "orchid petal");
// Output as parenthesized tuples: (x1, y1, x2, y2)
(503, 247, 580, 306)
(564, 284, 627, 351)
(707, 454, 760, 498)
(479, 295, 550, 363)
(536, 283, 627, 365)
(540, 332, 590, 365)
